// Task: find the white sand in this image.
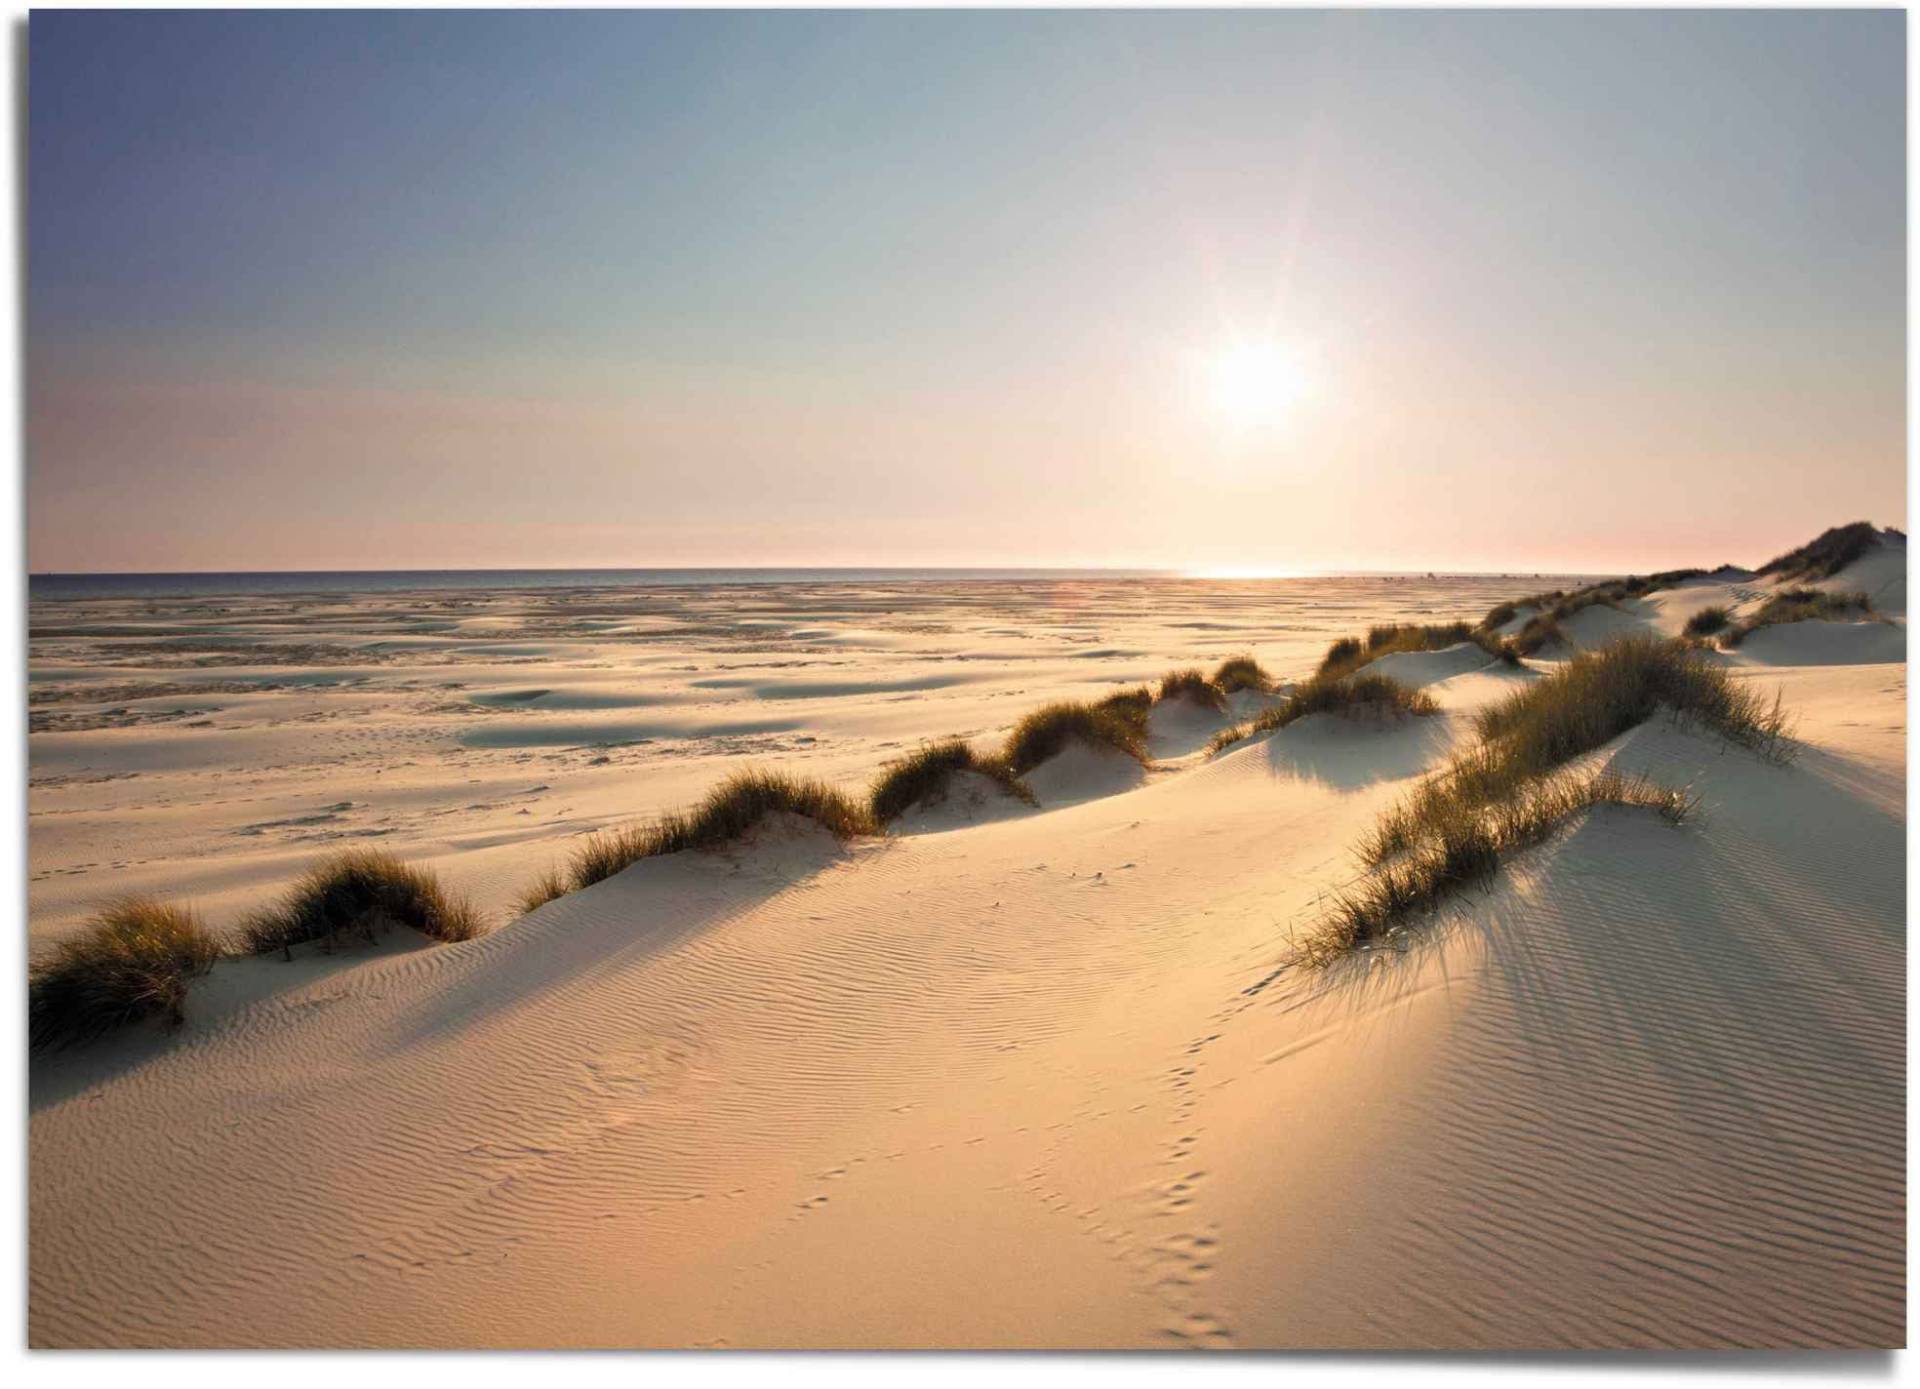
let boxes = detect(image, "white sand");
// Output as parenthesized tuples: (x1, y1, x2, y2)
(28, 555, 1905, 1347)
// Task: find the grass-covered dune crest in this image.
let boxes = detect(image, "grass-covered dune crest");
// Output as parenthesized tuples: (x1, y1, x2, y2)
(1002, 692, 1151, 776)
(243, 849, 486, 955)
(1305, 768, 1697, 966)
(1156, 667, 1228, 711)
(1310, 635, 1794, 962)
(1758, 521, 1888, 582)
(1319, 621, 1514, 679)
(1210, 670, 1438, 754)
(868, 738, 1034, 824)
(1722, 588, 1874, 647)
(1210, 654, 1273, 693)
(524, 769, 878, 913)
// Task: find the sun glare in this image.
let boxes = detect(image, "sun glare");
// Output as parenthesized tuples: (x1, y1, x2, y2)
(1203, 341, 1307, 430)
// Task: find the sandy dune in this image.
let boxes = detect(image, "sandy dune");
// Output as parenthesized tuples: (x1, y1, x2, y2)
(28, 553, 1905, 1348)
(28, 573, 1566, 943)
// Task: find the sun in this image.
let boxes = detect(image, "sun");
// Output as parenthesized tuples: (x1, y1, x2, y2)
(1203, 341, 1307, 430)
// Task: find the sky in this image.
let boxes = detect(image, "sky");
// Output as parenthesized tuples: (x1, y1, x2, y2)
(28, 8, 1907, 575)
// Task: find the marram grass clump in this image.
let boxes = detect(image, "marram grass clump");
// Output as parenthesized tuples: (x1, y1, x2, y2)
(868, 738, 1034, 824)
(1471, 635, 1792, 766)
(241, 849, 485, 955)
(30, 898, 223, 1050)
(1683, 606, 1731, 638)
(1758, 521, 1879, 582)
(1211, 655, 1272, 694)
(1303, 769, 1697, 966)
(1480, 601, 1520, 631)
(1364, 637, 1786, 864)
(1478, 560, 1771, 655)
(1721, 588, 1873, 647)
(1002, 694, 1151, 776)
(1297, 635, 1792, 963)
(1210, 671, 1438, 754)
(1508, 585, 1633, 656)
(523, 769, 878, 913)
(1493, 575, 1706, 657)
(516, 865, 571, 918)
(1156, 667, 1228, 711)
(1267, 671, 1441, 730)
(1318, 620, 1514, 678)
(1508, 611, 1565, 657)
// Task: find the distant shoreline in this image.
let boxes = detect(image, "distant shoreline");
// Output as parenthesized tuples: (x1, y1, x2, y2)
(29, 567, 1605, 602)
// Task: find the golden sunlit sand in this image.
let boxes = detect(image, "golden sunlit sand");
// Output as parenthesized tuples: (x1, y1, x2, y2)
(27, 527, 1906, 1348)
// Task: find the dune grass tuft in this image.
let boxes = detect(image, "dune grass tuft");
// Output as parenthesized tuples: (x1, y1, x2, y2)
(1475, 634, 1791, 762)
(1319, 621, 1514, 678)
(241, 849, 485, 955)
(1304, 769, 1697, 966)
(1482, 568, 1722, 655)
(1157, 667, 1228, 711)
(1003, 695, 1151, 776)
(1721, 588, 1873, 647)
(516, 865, 571, 917)
(1367, 620, 1470, 651)
(1683, 605, 1731, 637)
(1270, 671, 1441, 729)
(1505, 584, 1638, 655)
(1361, 636, 1788, 867)
(30, 898, 223, 1050)
(546, 769, 879, 904)
(1210, 671, 1438, 753)
(1493, 571, 1722, 657)
(1606, 568, 1709, 600)
(1211, 654, 1272, 693)
(868, 738, 1034, 823)
(1207, 725, 1250, 756)
(1508, 611, 1565, 657)
(1758, 521, 1879, 582)
(1317, 636, 1362, 675)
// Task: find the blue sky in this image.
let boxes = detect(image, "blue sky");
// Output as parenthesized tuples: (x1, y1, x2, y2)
(29, 8, 1906, 572)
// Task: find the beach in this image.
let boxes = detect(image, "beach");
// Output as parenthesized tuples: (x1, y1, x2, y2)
(28, 572, 1564, 945)
(27, 549, 1906, 1348)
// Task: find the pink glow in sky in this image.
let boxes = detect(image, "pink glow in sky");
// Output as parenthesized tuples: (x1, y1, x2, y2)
(30, 10, 1905, 575)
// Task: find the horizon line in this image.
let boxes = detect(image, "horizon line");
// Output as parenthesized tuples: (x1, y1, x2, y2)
(29, 562, 1639, 580)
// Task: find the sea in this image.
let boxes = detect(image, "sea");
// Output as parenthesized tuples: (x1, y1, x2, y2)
(27, 568, 1181, 602)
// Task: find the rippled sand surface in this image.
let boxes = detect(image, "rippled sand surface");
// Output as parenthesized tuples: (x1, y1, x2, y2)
(29, 560, 1905, 1348)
